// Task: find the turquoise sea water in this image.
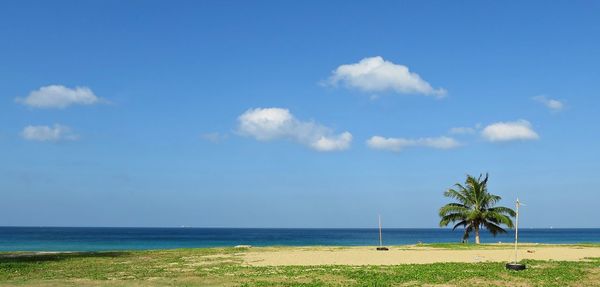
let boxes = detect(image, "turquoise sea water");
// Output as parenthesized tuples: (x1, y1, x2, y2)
(1, 227, 598, 251)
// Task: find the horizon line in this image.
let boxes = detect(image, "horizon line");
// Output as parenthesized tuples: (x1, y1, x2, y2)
(2, 225, 599, 229)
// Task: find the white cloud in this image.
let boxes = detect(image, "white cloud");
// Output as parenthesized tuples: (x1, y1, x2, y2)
(21, 124, 79, 142)
(237, 108, 352, 151)
(326, 56, 446, 97)
(481, 120, 539, 142)
(533, 95, 563, 111)
(366, 135, 460, 152)
(16, 85, 102, 109)
(310, 132, 352, 152)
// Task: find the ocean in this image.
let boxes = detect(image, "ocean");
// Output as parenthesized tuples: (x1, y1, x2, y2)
(1, 227, 598, 252)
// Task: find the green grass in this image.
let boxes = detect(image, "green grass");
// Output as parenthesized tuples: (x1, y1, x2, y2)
(1, 247, 599, 286)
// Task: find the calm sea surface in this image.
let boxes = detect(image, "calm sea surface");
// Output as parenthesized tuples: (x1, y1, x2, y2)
(1, 227, 598, 251)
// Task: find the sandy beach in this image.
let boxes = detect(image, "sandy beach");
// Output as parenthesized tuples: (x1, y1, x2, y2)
(3, 245, 600, 286)
(243, 245, 600, 266)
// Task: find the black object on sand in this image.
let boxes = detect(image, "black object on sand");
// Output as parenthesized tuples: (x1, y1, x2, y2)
(506, 263, 526, 271)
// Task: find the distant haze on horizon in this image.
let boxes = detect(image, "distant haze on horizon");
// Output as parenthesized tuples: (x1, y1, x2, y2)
(1, 1, 599, 228)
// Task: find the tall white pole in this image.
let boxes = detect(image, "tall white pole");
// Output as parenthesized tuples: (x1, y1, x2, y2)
(379, 215, 383, 247)
(514, 198, 520, 263)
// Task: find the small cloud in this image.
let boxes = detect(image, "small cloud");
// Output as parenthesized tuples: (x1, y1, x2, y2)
(311, 132, 352, 152)
(237, 107, 352, 152)
(481, 120, 539, 142)
(449, 127, 477, 135)
(201, 132, 228, 143)
(21, 124, 79, 142)
(325, 56, 446, 97)
(366, 135, 460, 152)
(16, 85, 104, 109)
(533, 95, 564, 111)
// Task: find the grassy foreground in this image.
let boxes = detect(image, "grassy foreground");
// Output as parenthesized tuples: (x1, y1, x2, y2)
(1, 245, 599, 286)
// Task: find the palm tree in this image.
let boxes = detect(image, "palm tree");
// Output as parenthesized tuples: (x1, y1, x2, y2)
(439, 173, 515, 244)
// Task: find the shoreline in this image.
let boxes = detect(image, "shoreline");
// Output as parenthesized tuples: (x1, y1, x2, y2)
(2, 242, 600, 252)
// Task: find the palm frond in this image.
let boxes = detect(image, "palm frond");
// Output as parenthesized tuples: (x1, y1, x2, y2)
(482, 221, 508, 236)
(452, 220, 467, 230)
(485, 212, 514, 229)
(439, 213, 468, 227)
(443, 189, 468, 204)
(488, 206, 516, 217)
(439, 203, 469, 217)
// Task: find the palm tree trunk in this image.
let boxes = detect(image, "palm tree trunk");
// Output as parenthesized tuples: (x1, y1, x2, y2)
(475, 225, 480, 244)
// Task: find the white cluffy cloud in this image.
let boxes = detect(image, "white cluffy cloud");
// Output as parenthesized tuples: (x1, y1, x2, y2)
(238, 108, 352, 152)
(326, 56, 446, 97)
(16, 85, 102, 109)
(21, 124, 79, 142)
(481, 120, 539, 142)
(366, 136, 460, 152)
(533, 95, 564, 111)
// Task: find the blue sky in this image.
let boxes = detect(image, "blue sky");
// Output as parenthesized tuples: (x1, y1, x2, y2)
(1, 1, 599, 228)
